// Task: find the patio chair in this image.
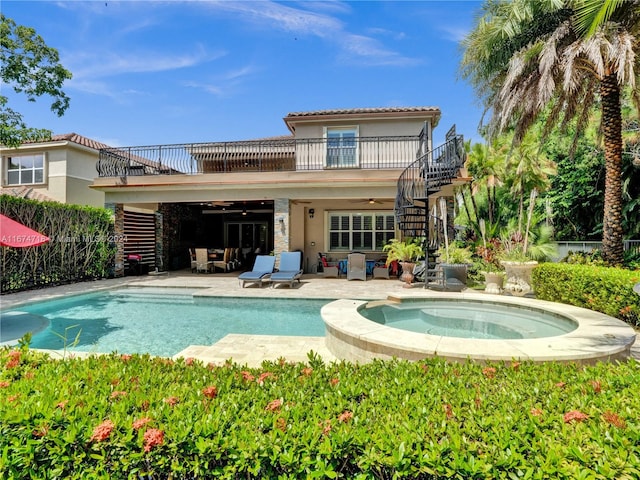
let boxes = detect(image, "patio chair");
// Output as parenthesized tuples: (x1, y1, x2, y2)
(195, 248, 213, 273)
(318, 253, 339, 278)
(213, 247, 233, 273)
(372, 260, 390, 279)
(238, 255, 276, 288)
(347, 253, 367, 281)
(270, 251, 303, 288)
(189, 248, 197, 273)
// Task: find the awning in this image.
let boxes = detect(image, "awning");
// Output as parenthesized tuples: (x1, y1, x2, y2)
(0, 214, 50, 247)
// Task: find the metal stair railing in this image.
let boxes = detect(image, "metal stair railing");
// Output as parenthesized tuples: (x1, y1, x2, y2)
(394, 125, 466, 289)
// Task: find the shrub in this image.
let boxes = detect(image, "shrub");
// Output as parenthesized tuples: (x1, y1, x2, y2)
(533, 263, 640, 326)
(0, 195, 116, 293)
(2, 348, 640, 479)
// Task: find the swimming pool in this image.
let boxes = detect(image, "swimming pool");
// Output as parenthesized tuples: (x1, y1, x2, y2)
(3, 288, 328, 357)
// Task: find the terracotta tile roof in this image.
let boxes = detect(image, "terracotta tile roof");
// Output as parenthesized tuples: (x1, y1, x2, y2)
(0, 186, 58, 203)
(49, 133, 112, 150)
(285, 106, 440, 118)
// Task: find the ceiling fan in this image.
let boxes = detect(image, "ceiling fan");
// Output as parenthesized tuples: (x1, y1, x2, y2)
(349, 198, 385, 205)
(209, 200, 234, 207)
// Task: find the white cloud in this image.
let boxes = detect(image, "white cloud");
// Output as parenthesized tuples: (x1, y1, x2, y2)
(183, 64, 258, 97)
(205, 0, 419, 67)
(65, 47, 226, 81)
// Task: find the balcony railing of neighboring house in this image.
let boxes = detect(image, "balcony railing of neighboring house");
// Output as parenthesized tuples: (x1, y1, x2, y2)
(394, 124, 466, 239)
(96, 136, 421, 177)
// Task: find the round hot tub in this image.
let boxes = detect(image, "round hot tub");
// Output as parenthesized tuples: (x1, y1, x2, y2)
(321, 291, 636, 364)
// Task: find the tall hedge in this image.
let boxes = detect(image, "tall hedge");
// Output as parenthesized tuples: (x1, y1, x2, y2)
(0, 195, 116, 293)
(532, 263, 640, 326)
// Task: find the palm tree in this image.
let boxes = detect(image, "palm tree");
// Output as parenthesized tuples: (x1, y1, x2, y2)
(461, 0, 640, 265)
(504, 134, 557, 234)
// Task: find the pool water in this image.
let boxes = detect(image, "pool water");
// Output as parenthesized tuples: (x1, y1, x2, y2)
(359, 300, 577, 340)
(7, 288, 328, 357)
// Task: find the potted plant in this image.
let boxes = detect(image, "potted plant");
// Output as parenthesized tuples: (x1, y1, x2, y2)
(476, 242, 505, 294)
(436, 241, 473, 290)
(383, 238, 424, 287)
(497, 233, 539, 296)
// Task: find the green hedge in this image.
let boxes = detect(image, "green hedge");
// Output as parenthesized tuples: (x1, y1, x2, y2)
(0, 195, 116, 293)
(2, 348, 640, 479)
(532, 263, 640, 326)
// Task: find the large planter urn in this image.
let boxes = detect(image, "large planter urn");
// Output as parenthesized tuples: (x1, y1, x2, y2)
(399, 262, 416, 287)
(482, 271, 505, 294)
(500, 261, 538, 296)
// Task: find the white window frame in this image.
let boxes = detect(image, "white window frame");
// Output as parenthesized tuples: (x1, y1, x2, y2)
(327, 211, 395, 252)
(3, 153, 46, 186)
(324, 126, 359, 168)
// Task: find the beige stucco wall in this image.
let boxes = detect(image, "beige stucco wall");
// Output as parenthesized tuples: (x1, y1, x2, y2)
(1, 142, 104, 207)
(292, 118, 430, 140)
(65, 176, 105, 207)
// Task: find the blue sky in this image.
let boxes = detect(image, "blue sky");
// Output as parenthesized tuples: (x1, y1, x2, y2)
(5, 1, 484, 148)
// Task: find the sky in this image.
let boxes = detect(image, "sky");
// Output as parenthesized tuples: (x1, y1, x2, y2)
(4, 0, 485, 148)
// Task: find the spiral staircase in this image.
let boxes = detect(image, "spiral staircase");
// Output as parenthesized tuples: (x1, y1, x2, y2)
(394, 125, 466, 288)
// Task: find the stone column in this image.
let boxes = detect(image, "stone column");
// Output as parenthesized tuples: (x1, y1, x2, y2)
(155, 211, 164, 271)
(273, 198, 290, 256)
(105, 202, 125, 277)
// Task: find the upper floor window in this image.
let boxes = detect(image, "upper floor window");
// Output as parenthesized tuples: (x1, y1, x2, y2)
(328, 211, 395, 252)
(4, 154, 45, 185)
(325, 126, 358, 168)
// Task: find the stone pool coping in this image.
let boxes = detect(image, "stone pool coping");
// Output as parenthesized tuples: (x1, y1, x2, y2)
(322, 291, 637, 364)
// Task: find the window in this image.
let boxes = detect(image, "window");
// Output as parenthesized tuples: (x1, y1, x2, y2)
(4, 154, 45, 185)
(328, 212, 395, 251)
(325, 127, 358, 167)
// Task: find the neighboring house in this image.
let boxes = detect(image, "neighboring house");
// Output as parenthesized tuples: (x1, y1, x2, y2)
(0, 133, 107, 207)
(92, 107, 468, 275)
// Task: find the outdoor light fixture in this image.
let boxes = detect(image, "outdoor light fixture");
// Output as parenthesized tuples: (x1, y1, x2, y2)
(242, 209, 247, 216)
(308, 208, 315, 219)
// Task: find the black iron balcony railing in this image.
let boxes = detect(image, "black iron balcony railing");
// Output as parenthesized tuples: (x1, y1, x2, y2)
(96, 136, 421, 177)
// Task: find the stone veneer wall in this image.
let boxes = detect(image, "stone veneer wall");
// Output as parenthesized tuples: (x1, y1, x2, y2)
(157, 203, 200, 270)
(154, 211, 164, 271)
(273, 198, 290, 264)
(105, 202, 125, 277)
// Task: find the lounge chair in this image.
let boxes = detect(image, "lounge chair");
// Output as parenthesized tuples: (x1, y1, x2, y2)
(347, 253, 366, 281)
(195, 248, 213, 273)
(238, 255, 276, 288)
(270, 251, 303, 288)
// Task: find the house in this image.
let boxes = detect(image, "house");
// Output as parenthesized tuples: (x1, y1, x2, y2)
(0, 133, 107, 207)
(93, 107, 469, 275)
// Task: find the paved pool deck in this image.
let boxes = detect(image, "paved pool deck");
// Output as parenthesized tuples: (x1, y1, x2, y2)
(2, 271, 638, 366)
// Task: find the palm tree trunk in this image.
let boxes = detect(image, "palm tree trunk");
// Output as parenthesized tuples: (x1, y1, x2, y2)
(600, 73, 624, 265)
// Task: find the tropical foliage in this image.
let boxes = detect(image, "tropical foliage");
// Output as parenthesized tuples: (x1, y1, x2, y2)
(382, 238, 424, 264)
(460, 0, 640, 265)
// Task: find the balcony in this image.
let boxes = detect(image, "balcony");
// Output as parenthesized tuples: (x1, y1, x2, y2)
(97, 136, 421, 178)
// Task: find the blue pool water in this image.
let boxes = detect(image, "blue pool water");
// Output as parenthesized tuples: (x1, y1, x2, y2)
(5, 288, 328, 357)
(359, 300, 577, 340)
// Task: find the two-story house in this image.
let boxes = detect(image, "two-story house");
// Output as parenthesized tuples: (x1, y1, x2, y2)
(1, 133, 108, 207)
(92, 107, 468, 275)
